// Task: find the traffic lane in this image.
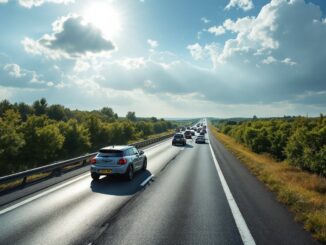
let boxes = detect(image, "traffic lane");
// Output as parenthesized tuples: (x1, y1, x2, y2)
(209, 131, 319, 245)
(0, 139, 183, 245)
(94, 137, 243, 245)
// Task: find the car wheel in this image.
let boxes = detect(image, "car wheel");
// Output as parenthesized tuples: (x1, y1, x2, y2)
(125, 165, 134, 181)
(142, 158, 147, 171)
(91, 173, 99, 180)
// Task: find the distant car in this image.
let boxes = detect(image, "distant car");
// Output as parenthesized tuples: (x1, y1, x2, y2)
(184, 130, 192, 139)
(200, 131, 205, 136)
(190, 130, 195, 136)
(172, 133, 186, 146)
(186, 127, 190, 130)
(90, 146, 147, 181)
(181, 127, 186, 131)
(197, 128, 202, 133)
(202, 129, 207, 133)
(196, 135, 206, 144)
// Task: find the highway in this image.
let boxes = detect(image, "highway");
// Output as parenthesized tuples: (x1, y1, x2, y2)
(0, 126, 319, 245)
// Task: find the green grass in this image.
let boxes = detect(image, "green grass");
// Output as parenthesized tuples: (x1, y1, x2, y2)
(210, 126, 326, 243)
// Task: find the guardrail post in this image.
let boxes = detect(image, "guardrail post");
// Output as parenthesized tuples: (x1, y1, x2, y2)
(21, 176, 27, 187)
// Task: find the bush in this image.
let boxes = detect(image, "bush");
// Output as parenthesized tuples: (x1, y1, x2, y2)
(217, 116, 326, 176)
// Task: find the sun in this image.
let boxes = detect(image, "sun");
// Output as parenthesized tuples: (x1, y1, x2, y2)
(82, 2, 122, 39)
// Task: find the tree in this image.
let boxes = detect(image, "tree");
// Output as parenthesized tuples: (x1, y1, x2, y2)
(17, 102, 34, 121)
(0, 110, 25, 174)
(126, 111, 136, 121)
(47, 104, 67, 121)
(59, 119, 91, 157)
(34, 124, 65, 162)
(33, 98, 48, 116)
(0, 99, 12, 116)
(101, 107, 115, 120)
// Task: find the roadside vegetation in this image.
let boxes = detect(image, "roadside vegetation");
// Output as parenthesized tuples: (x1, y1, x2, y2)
(212, 116, 325, 176)
(210, 118, 326, 242)
(0, 98, 175, 176)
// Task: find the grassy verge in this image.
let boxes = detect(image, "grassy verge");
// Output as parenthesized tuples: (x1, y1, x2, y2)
(210, 126, 326, 243)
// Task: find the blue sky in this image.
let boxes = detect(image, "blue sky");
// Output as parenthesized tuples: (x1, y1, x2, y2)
(0, 0, 325, 118)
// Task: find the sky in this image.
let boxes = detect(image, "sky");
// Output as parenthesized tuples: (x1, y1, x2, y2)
(0, 0, 325, 118)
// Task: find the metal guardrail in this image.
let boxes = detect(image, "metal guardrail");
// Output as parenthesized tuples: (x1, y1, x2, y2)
(0, 132, 174, 190)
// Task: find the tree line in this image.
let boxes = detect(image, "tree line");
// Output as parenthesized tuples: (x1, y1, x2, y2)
(214, 116, 326, 176)
(0, 98, 174, 176)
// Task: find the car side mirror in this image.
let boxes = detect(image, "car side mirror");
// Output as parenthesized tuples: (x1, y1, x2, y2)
(139, 150, 144, 155)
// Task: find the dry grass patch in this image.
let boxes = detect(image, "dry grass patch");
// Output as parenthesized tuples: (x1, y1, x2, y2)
(210, 126, 326, 243)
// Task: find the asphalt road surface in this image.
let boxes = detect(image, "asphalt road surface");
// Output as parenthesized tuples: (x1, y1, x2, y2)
(0, 130, 319, 245)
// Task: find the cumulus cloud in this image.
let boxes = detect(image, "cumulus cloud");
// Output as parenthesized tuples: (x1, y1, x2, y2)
(18, 0, 74, 8)
(4, 64, 24, 78)
(187, 0, 326, 108)
(22, 15, 115, 59)
(225, 0, 254, 11)
(0, 62, 53, 88)
(262, 56, 277, 64)
(187, 43, 204, 60)
(207, 25, 225, 36)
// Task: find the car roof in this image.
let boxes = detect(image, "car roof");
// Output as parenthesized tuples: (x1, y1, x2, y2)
(99, 145, 132, 151)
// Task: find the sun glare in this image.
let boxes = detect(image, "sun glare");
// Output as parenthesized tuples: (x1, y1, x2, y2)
(83, 2, 122, 39)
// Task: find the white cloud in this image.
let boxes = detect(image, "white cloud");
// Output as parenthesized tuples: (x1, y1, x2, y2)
(0, 0, 8, 4)
(281, 58, 297, 66)
(262, 56, 277, 64)
(201, 17, 211, 24)
(187, 43, 204, 60)
(0, 62, 53, 88)
(18, 0, 74, 8)
(22, 15, 115, 59)
(4, 64, 24, 78)
(225, 0, 254, 11)
(147, 39, 159, 50)
(207, 25, 225, 36)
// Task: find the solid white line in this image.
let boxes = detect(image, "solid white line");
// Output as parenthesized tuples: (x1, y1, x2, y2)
(208, 133, 256, 245)
(0, 173, 90, 215)
(140, 175, 154, 187)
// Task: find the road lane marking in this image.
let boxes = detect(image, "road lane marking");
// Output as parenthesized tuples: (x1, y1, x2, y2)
(208, 133, 256, 245)
(0, 173, 90, 215)
(140, 175, 154, 187)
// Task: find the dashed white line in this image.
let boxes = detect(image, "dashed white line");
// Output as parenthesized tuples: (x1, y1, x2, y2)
(140, 175, 154, 187)
(208, 132, 256, 245)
